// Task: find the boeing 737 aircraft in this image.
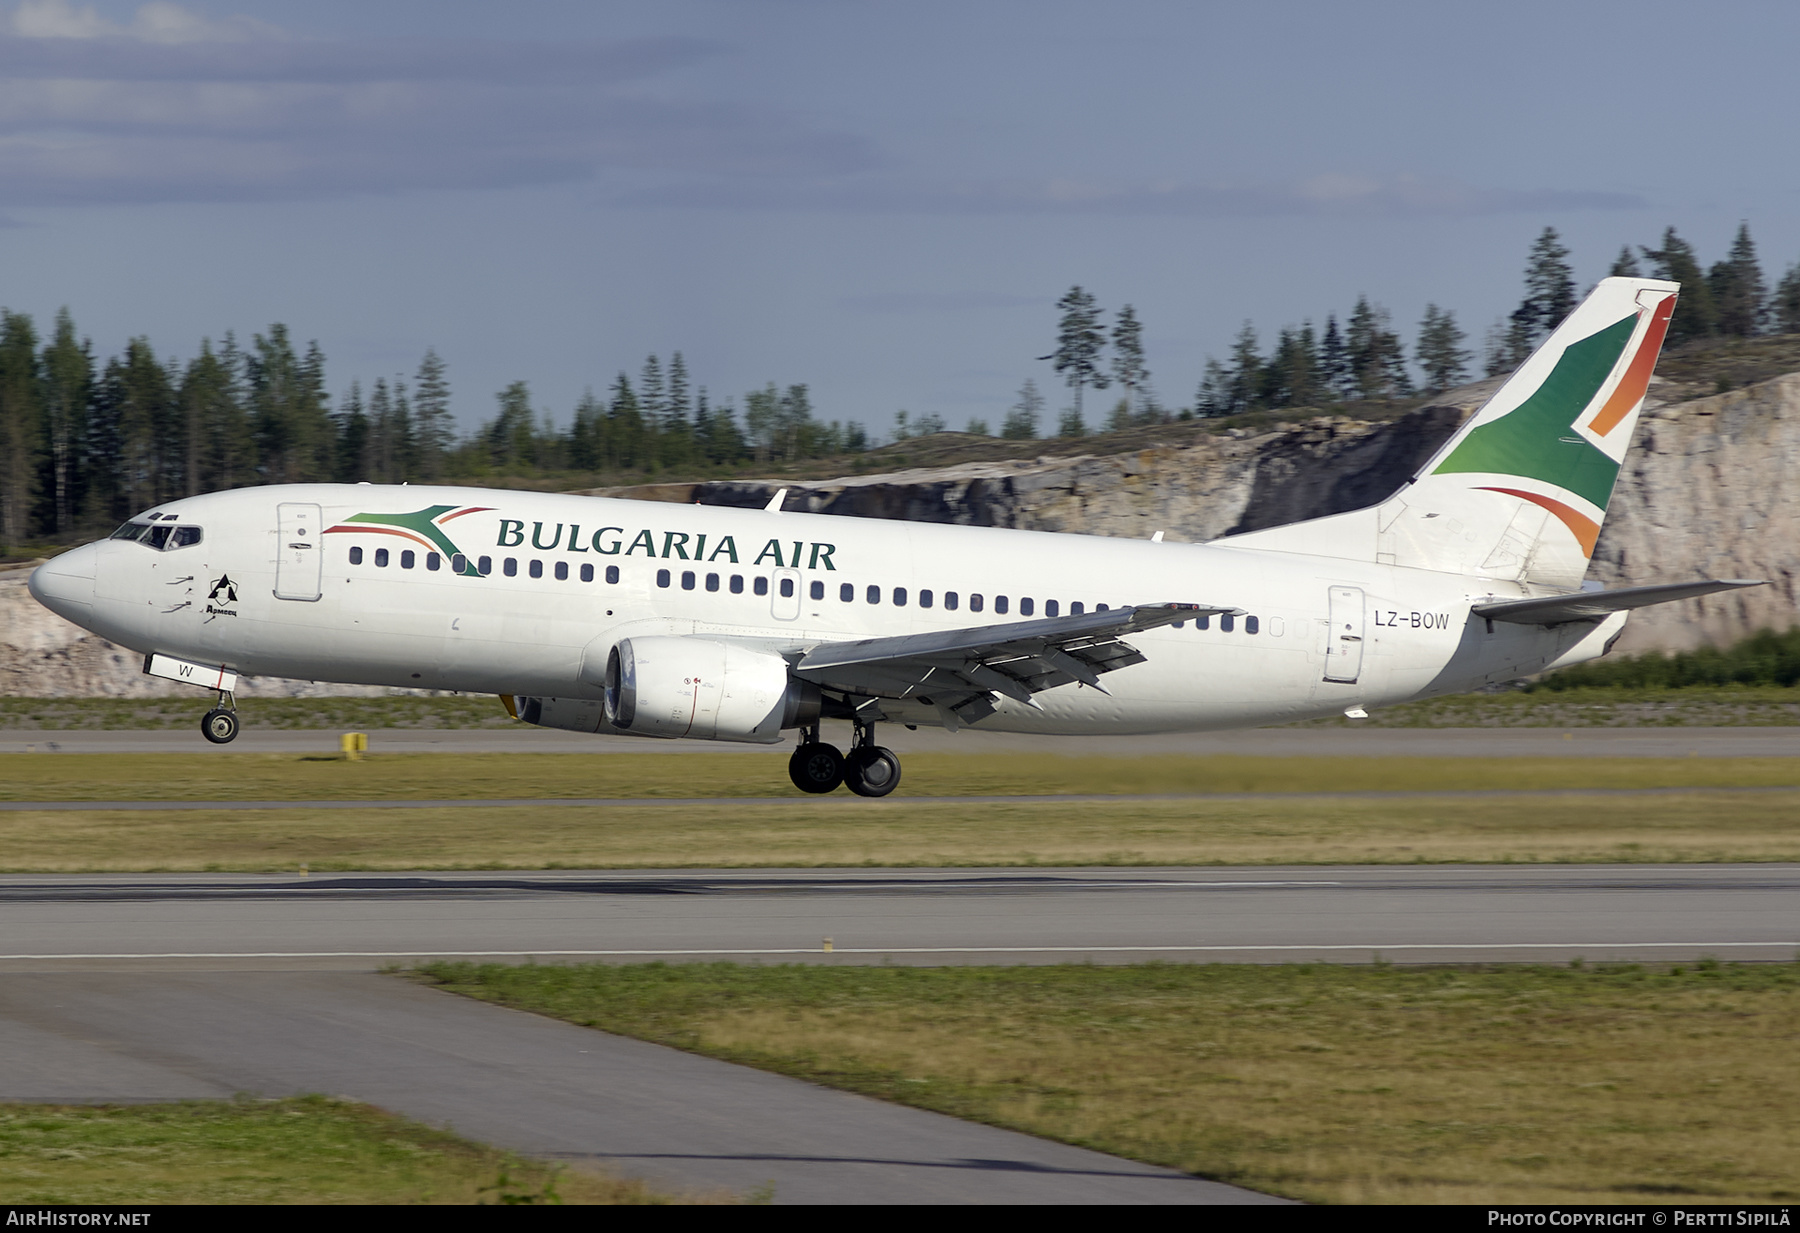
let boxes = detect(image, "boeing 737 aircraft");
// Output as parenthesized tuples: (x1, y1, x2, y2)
(28, 277, 1760, 796)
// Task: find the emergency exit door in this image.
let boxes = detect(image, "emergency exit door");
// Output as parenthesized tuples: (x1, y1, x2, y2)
(274, 502, 323, 601)
(1323, 585, 1364, 683)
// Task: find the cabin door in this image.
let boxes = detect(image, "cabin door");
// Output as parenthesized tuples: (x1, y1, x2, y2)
(770, 567, 802, 621)
(274, 502, 323, 601)
(1323, 586, 1364, 683)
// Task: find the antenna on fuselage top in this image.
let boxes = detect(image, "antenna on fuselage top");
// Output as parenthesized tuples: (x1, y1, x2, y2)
(764, 488, 788, 513)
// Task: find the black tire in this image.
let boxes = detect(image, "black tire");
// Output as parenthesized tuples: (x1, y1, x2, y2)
(844, 746, 902, 798)
(788, 742, 844, 794)
(200, 709, 239, 745)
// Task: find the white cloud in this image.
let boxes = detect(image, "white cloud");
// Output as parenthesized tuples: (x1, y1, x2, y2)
(7, 0, 279, 43)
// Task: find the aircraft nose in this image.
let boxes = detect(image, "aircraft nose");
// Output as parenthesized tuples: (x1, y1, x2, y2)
(28, 544, 99, 626)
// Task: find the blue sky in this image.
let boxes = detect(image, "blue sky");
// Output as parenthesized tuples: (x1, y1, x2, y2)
(3, 0, 1797, 437)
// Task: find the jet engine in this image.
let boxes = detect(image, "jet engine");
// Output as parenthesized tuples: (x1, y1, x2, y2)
(596, 636, 818, 743)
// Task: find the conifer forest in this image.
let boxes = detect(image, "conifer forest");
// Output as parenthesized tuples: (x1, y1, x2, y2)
(3, 221, 1798, 554)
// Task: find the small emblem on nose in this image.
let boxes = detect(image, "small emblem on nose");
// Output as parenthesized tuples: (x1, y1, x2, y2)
(208, 575, 239, 603)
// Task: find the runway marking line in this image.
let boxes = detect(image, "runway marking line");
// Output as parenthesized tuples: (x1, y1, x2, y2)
(3, 942, 1795, 960)
(4, 785, 1800, 810)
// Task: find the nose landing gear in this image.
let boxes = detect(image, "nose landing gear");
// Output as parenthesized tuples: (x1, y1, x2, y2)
(200, 690, 240, 744)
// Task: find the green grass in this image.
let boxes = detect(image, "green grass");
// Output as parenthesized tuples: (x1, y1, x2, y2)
(9, 686, 1800, 730)
(417, 960, 1800, 1206)
(4, 750, 1799, 801)
(0, 1095, 690, 1204)
(2, 790, 1797, 872)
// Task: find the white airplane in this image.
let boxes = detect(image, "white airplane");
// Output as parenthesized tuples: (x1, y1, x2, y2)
(29, 276, 1759, 796)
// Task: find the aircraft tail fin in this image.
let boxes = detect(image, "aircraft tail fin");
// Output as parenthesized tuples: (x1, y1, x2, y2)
(1219, 276, 1679, 589)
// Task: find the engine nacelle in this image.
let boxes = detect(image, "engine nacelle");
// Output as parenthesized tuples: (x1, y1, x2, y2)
(599, 636, 818, 743)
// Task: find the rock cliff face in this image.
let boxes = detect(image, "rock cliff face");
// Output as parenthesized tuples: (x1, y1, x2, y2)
(4, 373, 1795, 697)
(604, 376, 1799, 654)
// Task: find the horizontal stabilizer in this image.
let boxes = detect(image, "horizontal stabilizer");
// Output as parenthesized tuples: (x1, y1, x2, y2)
(1473, 580, 1765, 627)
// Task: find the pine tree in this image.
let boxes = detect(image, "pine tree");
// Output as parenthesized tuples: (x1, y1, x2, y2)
(334, 381, 371, 484)
(39, 309, 92, 535)
(1515, 227, 1577, 344)
(1194, 359, 1231, 417)
(1346, 297, 1410, 400)
(1225, 322, 1262, 413)
(1709, 223, 1766, 337)
(1416, 304, 1470, 393)
(1110, 304, 1148, 421)
(1261, 324, 1321, 410)
(1047, 286, 1109, 423)
(181, 339, 253, 497)
(1774, 263, 1800, 335)
(412, 348, 451, 481)
(487, 381, 535, 472)
(1609, 246, 1642, 277)
(1318, 315, 1349, 400)
(1001, 378, 1044, 439)
(0, 311, 42, 546)
(248, 325, 332, 484)
(1641, 227, 1718, 345)
(639, 355, 666, 430)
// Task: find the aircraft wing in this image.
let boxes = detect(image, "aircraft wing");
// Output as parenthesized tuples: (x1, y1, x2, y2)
(1472, 579, 1765, 627)
(793, 601, 1232, 729)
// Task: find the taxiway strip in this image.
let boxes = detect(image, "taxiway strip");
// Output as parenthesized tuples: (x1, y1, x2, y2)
(6, 726, 1799, 757)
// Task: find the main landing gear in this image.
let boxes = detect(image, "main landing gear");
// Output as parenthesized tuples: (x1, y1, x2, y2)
(787, 720, 902, 798)
(200, 690, 240, 744)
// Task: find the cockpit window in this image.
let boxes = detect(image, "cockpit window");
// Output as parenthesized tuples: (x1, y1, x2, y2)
(110, 521, 201, 549)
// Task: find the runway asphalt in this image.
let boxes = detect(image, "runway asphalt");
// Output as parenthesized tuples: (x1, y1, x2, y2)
(6, 725, 1799, 756)
(4, 863, 1791, 1203)
(3, 864, 1793, 970)
(0, 969, 1275, 1204)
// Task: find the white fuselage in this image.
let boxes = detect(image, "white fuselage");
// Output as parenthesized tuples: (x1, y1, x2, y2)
(35, 483, 1623, 736)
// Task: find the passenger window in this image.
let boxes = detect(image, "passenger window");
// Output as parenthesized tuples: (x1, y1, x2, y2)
(170, 526, 201, 548)
(427, 552, 441, 571)
(1246, 615, 1260, 634)
(1197, 614, 1209, 630)
(452, 553, 467, 573)
(779, 577, 795, 598)
(350, 546, 364, 565)
(995, 596, 1009, 615)
(755, 576, 769, 596)
(1045, 600, 1059, 617)
(1096, 603, 1108, 612)
(731, 575, 744, 594)
(402, 550, 416, 569)
(893, 587, 907, 606)
(1020, 598, 1034, 616)
(867, 585, 881, 604)
(920, 589, 934, 609)
(375, 548, 389, 567)
(707, 573, 721, 592)
(945, 592, 959, 611)
(555, 561, 569, 581)
(503, 558, 517, 577)
(970, 594, 983, 613)
(581, 563, 595, 582)
(605, 565, 620, 584)
(809, 579, 824, 600)
(529, 559, 543, 579)
(1070, 602, 1084, 615)
(840, 583, 854, 602)
(682, 570, 696, 590)
(1221, 613, 1235, 632)
(478, 556, 492, 575)
(657, 569, 671, 588)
